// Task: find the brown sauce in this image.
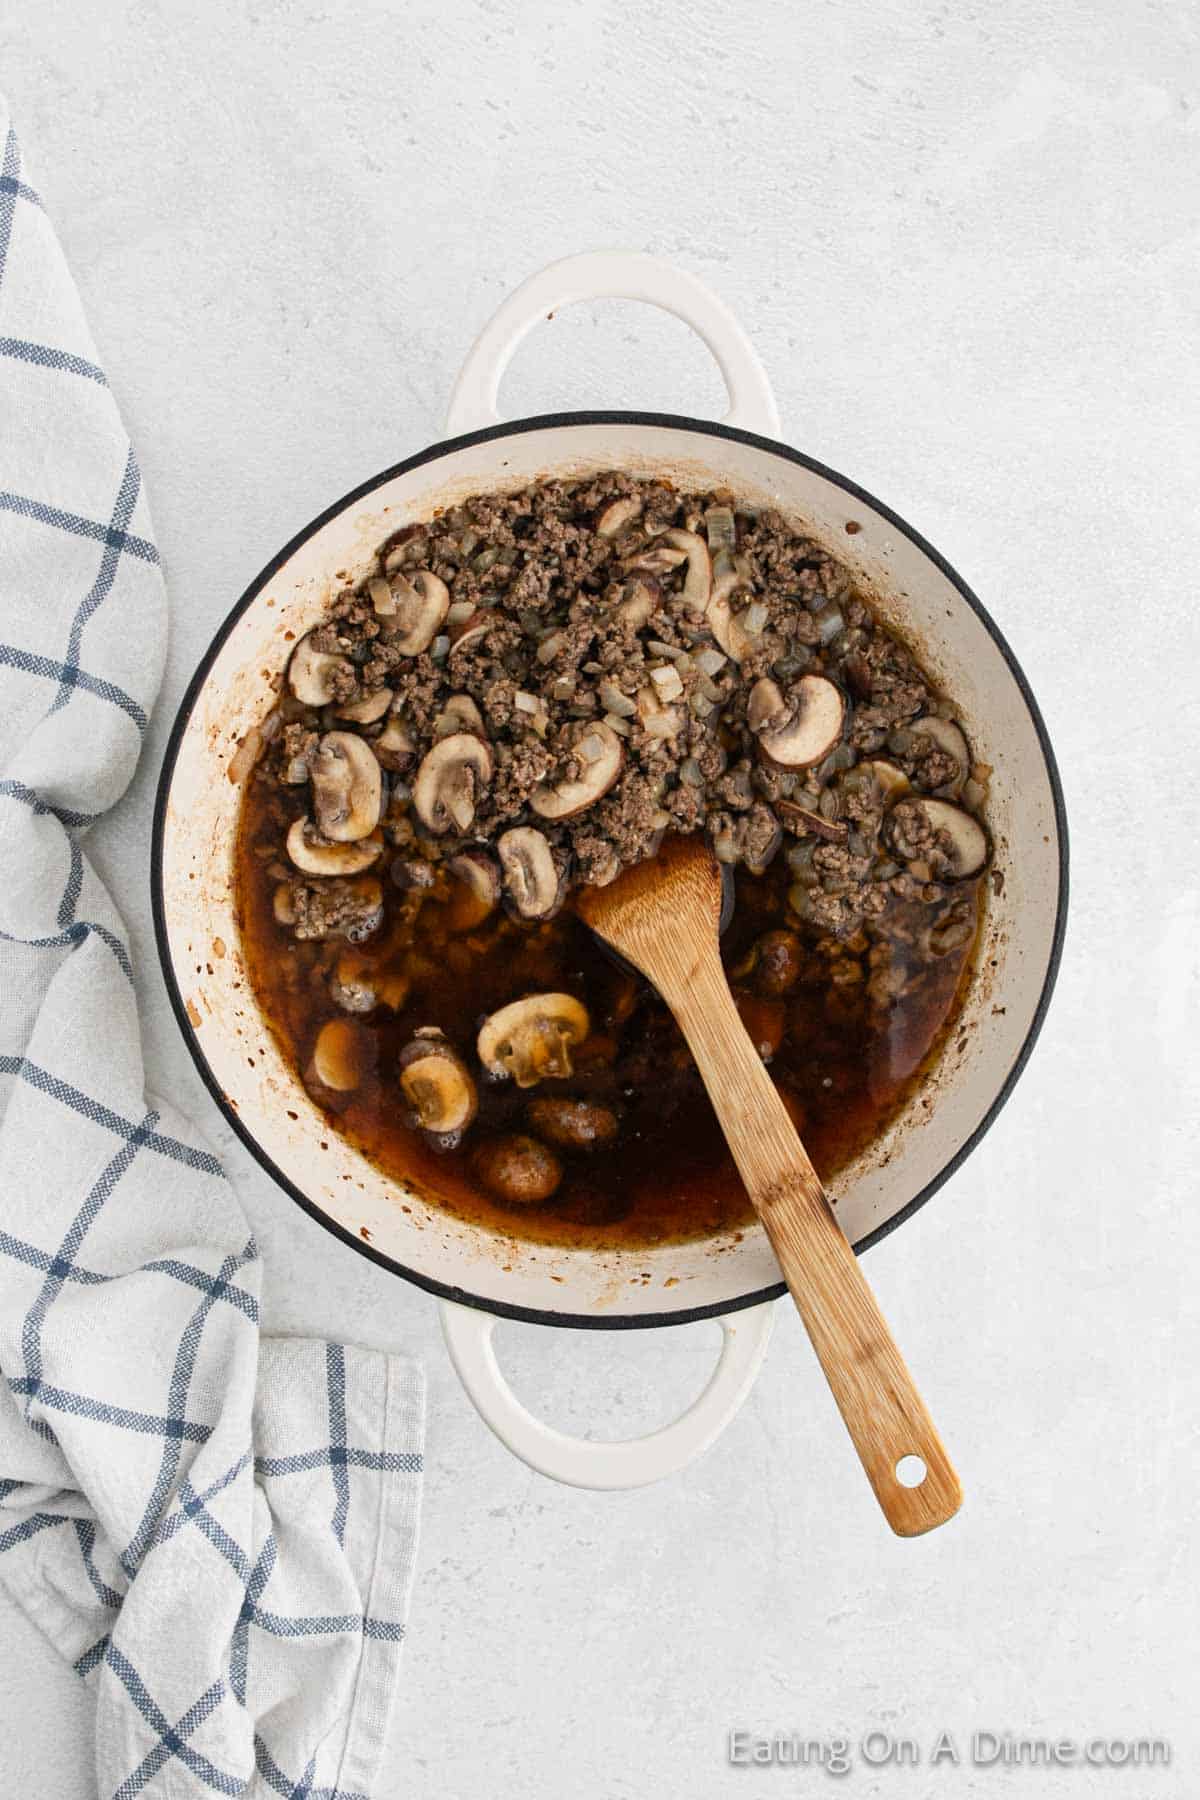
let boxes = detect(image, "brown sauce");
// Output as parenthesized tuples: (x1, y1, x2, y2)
(235, 779, 980, 1249)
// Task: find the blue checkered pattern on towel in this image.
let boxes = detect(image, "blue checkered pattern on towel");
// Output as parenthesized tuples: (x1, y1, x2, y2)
(0, 99, 424, 1798)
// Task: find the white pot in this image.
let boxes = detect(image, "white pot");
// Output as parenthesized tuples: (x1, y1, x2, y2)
(153, 252, 1067, 1491)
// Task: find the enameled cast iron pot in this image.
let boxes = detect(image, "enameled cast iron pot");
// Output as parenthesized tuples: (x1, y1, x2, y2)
(152, 252, 1068, 1491)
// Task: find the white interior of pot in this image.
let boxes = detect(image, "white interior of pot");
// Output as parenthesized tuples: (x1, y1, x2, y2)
(158, 421, 1060, 1323)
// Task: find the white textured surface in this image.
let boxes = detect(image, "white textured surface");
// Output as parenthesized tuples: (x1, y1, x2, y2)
(2, 2, 1198, 1796)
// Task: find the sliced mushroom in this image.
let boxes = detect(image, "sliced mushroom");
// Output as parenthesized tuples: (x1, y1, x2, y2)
(398, 1030, 478, 1135)
(888, 797, 988, 878)
(497, 827, 562, 919)
(751, 674, 845, 770)
(385, 569, 450, 655)
(746, 676, 791, 737)
(858, 758, 910, 801)
(330, 952, 379, 1014)
(373, 714, 417, 771)
(477, 993, 590, 1088)
(636, 683, 683, 740)
(330, 950, 408, 1013)
(596, 494, 644, 537)
(755, 929, 804, 996)
(309, 1019, 369, 1092)
(706, 550, 755, 660)
(472, 1134, 563, 1205)
(661, 528, 711, 613)
(434, 694, 485, 739)
(412, 733, 493, 835)
(616, 577, 660, 631)
(336, 687, 393, 725)
(626, 542, 688, 577)
(526, 1097, 619, 1152)
(530, 723, 623, 821)
(911, 715, 970, 790)
(288, 631, 353, 706)
(310, 732, 383, 842)
(286, 817, 383, 876)
(444, 847, 502, 929)
(447, 609, 491, 657)
(776, 797, 848, 843)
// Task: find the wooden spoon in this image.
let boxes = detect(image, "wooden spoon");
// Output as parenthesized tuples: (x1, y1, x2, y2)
(578, 835, 962, 1536)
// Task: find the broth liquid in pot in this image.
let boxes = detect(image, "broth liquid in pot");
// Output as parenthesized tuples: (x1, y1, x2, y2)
(235, 779, 980, 1250)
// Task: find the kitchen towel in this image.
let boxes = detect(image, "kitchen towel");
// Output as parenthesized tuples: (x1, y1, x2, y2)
(0, 99, 424, 1799)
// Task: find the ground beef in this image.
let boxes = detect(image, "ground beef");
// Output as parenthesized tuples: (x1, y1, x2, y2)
(289, 879, 383, 942)
(259, 472, 992, 951)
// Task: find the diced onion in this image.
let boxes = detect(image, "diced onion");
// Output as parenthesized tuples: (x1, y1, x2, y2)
(694, 647, 727, 677)
(603, 712, 633, 736)
(368, 577, 396, 618)
(680, 758, 704, 786)
(429, 635, 449, 662)
(227, 727, 264, 785)
(514, 691, 539, 713)
(814, 603, 845, 644)
(649, 664, 684, 702)
(537, 632, 565, 665)
(740, 601, 769, 636)
(598, 681, 636, 717)
(646, 639, 685, 660)
(446, 600, 475, 626)
(705, 506, 736, 550)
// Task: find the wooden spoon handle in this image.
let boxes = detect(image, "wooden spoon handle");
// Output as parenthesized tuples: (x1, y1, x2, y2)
(671, 951, 962, 1537)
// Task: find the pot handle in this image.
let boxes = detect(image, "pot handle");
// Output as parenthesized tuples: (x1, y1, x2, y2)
(440, 1297, 775, 1490)
(444, 249, 781, 439)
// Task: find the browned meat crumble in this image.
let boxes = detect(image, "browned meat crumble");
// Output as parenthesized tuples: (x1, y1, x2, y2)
(247, 472, 990, 947)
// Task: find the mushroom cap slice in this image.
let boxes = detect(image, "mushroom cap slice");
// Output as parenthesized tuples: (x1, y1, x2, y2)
(497, 827, 562, 919)
(373, 714, 417, 771)
(753, 674, 845, 770)
(286, 817, 383, 876)
(412, 732, 493, 835)
(615, 577, 660, 631)
(398, 1032, 478, 1134)
(336, 687, 393, 725)
(596, 494, 644, 537)
(444, 847, 501, 930)
(477, 993, 590, 1088)
(447, 610, 491, 657)
(435, 694, 485, 739)
(911, 715, 970, 788)
(889, 797, 988, 879)
(858, 758, 910, 801)
(530, 723, 623, 822)
(387, 569, 450, 655)
(662, 528, 712, 613)
(746, 676, 791, 736)
(526, 1097, 619, 1151)
(310, 1019, 369, 1091)
(706, 550, 754, 660)
(472, 1134, 563, 1204)
(310, 731, 383, 842)
(288, 631, 353, 706)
